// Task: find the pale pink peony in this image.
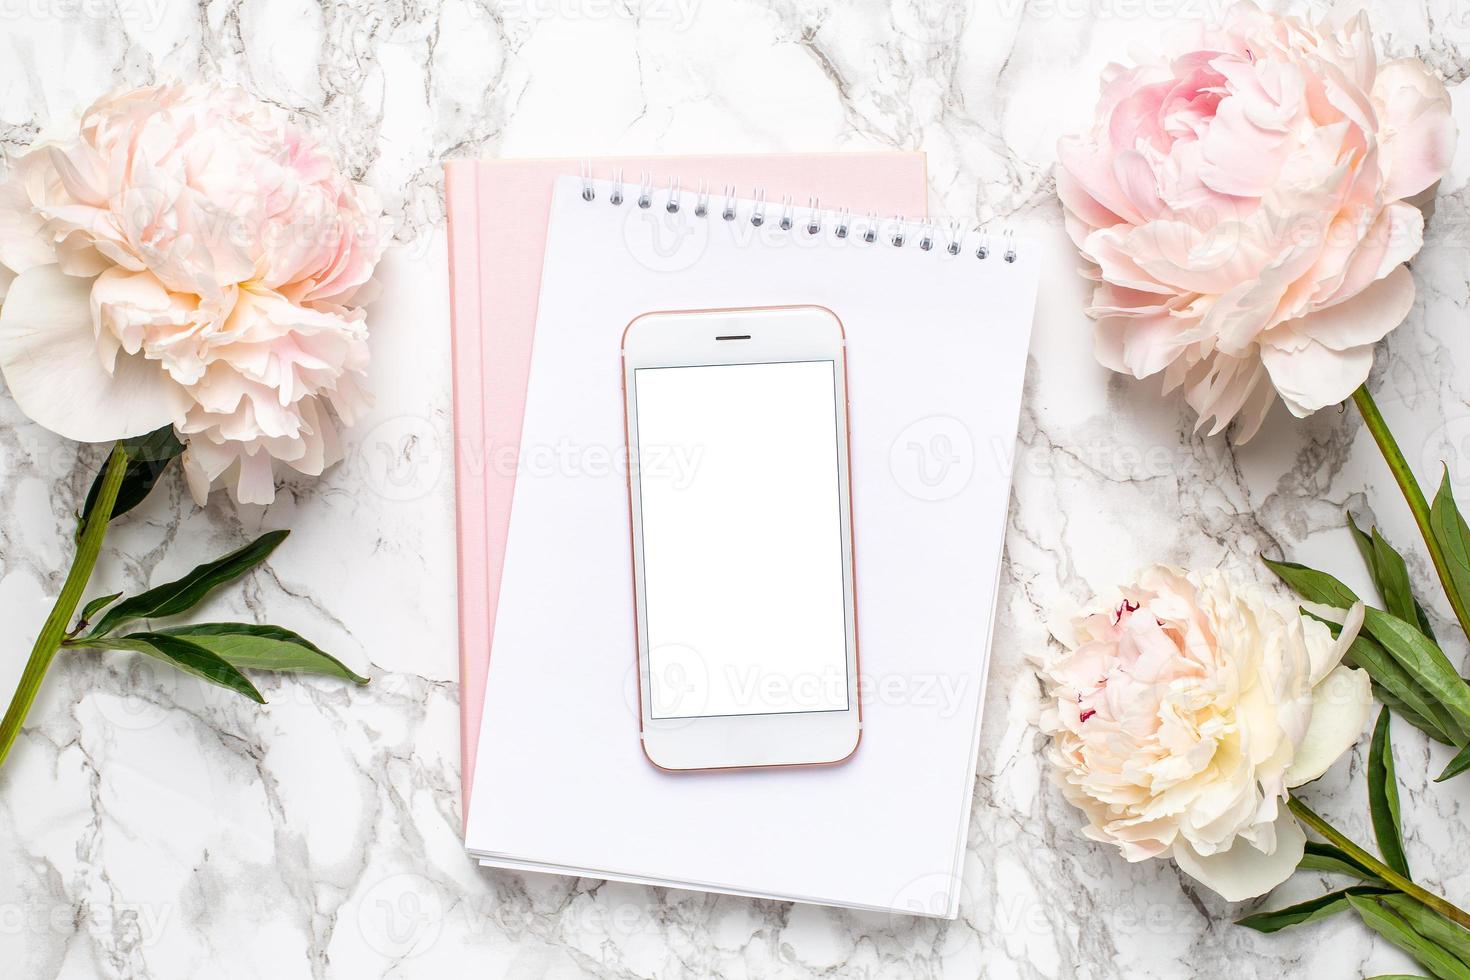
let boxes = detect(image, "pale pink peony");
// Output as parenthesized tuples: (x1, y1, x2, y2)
(1057, 2, 1456, 438)
(0, 82, 384, 504)
(1035, 565, 1370, 901)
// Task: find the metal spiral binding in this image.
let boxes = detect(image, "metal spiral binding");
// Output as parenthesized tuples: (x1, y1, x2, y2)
(576, 164, 1022, 264)
(749, 189, 768, 227)
(580, 161, 596, 202)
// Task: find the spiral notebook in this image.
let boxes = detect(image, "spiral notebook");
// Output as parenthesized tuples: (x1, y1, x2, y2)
(463, 171, 1041, 916)
(445, 154, 929, 815)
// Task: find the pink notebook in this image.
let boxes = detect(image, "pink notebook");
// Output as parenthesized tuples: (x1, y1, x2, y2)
(444, 154, 929, 819)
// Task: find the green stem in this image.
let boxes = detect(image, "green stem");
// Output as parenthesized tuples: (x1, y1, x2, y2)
(0, 446, 126, 770)
(1289, 796, 1470, 931)
(1352, 385, 1470, 640)
(1352, 387, 1470, 640)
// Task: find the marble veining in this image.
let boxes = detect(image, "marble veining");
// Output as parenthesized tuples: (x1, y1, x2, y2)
(2, 0, 1469, 976)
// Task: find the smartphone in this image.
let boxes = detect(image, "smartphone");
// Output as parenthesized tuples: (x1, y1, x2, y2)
(621, 305, 861, 771)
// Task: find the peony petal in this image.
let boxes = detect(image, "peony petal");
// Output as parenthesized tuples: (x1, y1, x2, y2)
(1113, 149, 1166, 222)
(234, 450, 277, 505)
(1315, 601, 1365, 685)
(1093, 310, 1199, 379)
(54, 230, 114, 280)
(180, 448, 213, 505)
(1057, 134, 1146, 227)
(1131, 219, 1270, 297)
(0, 265, 186, 442)
(1285, 664, 1373, 787)
(1373, 59, 1457, 201)
(1306, 263, 1417, 349)
(1258, 337, 1374, 417)
(1171, 808, 1306, 901)
(1196, 76, 1294, 197)
(1085, 226, 1176, 294)
(1231, 373, 1278, 443)
(44, 143, 108, 209)
(1307, 204, 1422, 314)
(0, 148, 59, 286)
(1056, 164, 1127, 232)
(1183, 352, 1268, 435)
(1203, 242, 1318, 356)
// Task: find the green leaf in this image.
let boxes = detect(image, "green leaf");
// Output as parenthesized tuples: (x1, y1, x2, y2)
(78, 426, 184, 529)
(1365, 976, 1435, 979)
(1348, 517, 1422, 630)
(1374, 526, 1436, 639)
(1430, 468, 1470, 633)
(1369, 708, 1411, 879)
(1302, 593, 1470, 747)
(1384, 688, 1458, 747)
(153, 623, 369, 684)
(1348, 894, 1470, 980)
(89, 530, 289, 637)
(1298, 840, 1385, 882)
(1382, 895, 1470, 973)
(1263, 558, 1361, 607)
(1351, 515, 1378, 575)
(1334, 627, 1459, 747)
(78, 592, 122, 625)
(70, 632, 265, 704)
(1437, 742, 1470, 783)
(1266, 560, 1459, 711)
(1237, 887, 1391, 934)
(120, 426, 186, 463)
(1365, 609, 1470, 744)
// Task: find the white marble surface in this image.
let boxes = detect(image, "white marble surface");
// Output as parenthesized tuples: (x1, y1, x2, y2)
(1, 0, 1469, 976)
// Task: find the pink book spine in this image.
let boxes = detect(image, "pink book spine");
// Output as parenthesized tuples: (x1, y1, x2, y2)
(444, 161, 489, 824)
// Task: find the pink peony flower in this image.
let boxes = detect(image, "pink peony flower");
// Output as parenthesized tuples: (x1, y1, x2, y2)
(0, 82, 385, 504)
(1035, 565, 1370, 901)
(1056, 2, 1455, 438)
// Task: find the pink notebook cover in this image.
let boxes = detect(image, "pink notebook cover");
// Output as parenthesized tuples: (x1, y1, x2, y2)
(445, 154, 929, 821)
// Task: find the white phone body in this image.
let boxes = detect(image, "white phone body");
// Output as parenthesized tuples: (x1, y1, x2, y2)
(621, 306, 862, 771)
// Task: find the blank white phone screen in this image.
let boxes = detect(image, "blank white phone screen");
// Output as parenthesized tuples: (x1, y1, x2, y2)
(633, 360, 850, 720)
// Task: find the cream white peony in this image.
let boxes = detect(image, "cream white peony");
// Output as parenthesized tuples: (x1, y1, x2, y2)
(1035, 565, 1372, 901)
(0, 82, 384, 504)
